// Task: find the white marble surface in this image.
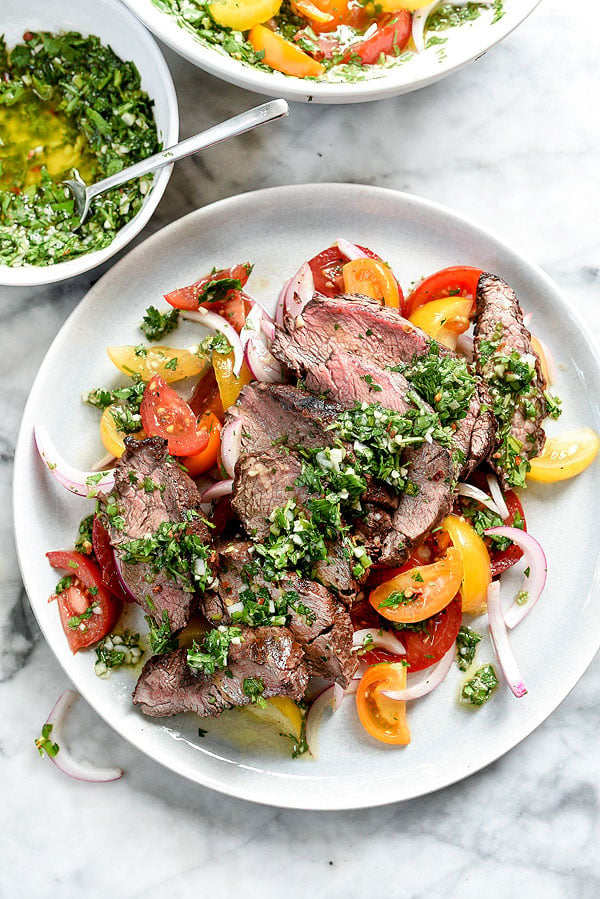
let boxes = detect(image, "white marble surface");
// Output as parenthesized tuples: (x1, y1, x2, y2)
(2, 0, 600, 895)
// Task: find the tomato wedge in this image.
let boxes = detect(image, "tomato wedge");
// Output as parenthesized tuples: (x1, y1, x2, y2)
(106, 345, 204, 384)
(140, 375, 210, 457)
(369, 547, 463, 623)
(356, 662, 410, 745)
(163, 263, 252, 312)
(347, 12, 411, 65)
(527, 428, 600, 482)
(406, 265, 482, 317)
(180, 412, 222, 477)
(409, 296, 472, 350)
(343, 257, 400, 308)
(212, 352, 254, 410)
(442, 515, 491, 614)
(91, 516, 130, 602)
(188, 365, 224, 420)
(47, 551, 122, 653)
(307, 244, 406, 314)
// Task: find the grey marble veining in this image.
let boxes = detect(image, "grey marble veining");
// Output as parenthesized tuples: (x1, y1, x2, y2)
(2, 0, 600, 895)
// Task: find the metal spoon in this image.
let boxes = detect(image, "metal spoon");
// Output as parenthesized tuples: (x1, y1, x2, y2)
(63, 98, 289, 225)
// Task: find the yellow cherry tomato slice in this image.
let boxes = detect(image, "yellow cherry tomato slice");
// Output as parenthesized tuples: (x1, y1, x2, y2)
(212, 351, 254, 410)
(409, 296, 472, 350)
(100, 406, 145, 458)
(248, 25, 326, 78)
(342, 257, 400, 309)
(356, 662, 410, 745)
(369, 547, 463, 623)
(106, 345, 204, 384)
(442, 514, 491, 614)
(530, 334, 551, 385)
(527, 428, 600, 482)
(290, 0, 335, 25)
(208, 0, 282, 30)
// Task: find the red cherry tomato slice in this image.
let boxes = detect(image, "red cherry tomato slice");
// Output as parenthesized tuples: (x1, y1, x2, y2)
(47, 551, 122, 653)
(346, 13, 411, 66)
(406, 265, 483, 317)
(91, 516, 130, 602)
(163, 263, 252, 312)
(140, 375, 210, 457)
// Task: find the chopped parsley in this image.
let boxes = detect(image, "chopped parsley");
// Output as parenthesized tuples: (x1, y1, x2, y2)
(459, 498, 523, 551)
(120, 517, 213, 594)
(145, 611, 179, 655)
(83, 376, 145, 435)
(67, 601, 99, 631)
(378, 590, 416, 610)
(54, 575, 73, 595)
(393, 343, 477, 427)
(187, 626, 243, 675)
(35, 723, 59, 759)
(455, 626, 482, 671)
(243, 676, 267, 708)
(140, 306, 180, 341)
(362, 373, 382, 392)
(254, 500, 329, 580)
(94, 631, 143, 678)
(461, 663, 499, 705)
(74, 514, 94, 555)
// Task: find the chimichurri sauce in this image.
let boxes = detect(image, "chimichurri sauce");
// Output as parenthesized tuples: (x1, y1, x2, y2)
(0, 32, 160, 268)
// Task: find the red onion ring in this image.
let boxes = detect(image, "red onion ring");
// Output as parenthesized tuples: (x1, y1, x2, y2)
(35, 425, 115, 497)
(486, 473, 510, 520)
(220, 416, 242, 479)
(181, 308, 244, 376)
(245, 339, 284, 384)
(112, 549, 138, 604)
(486, 581, 527, 698)
(351, 628, 406, 655)
(485, 526, 547, 628)
(381, 645, 455, 701)
(305, 683, 344, 758)
(201, 479, 234, 502)
(336, 238, 368, 261)
(42, 690, 123, 782)
(284, 262, 315, 320)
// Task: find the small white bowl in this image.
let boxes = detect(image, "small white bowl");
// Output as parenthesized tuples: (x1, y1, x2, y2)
(121, 0, 540, 105)
(0, 0, 179, 287)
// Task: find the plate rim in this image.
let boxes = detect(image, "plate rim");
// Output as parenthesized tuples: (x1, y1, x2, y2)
(13, 182, 600, 809)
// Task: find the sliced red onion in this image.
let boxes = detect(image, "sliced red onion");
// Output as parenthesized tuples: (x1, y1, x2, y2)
(486, 473, 510, 520)
(261, 317, 275, 341)
(485, 527, 547, 629)
(336, 238, 368, 261)
(112, 549, 138, 604)
(456, 333, 474, 361)
(89, 451, 117, 473)
(42, 690, 123, 782)
(284, 262, 314, 320)
(381, 645, 455, 702)
(352, 628, 406, 655)
(534, 334, 558, 385)
(457, 482, 503, 518)
(35, 425, 115, 497)
(523, 311, 533, 327)
(201, 479, 233, 502)
(486, 581, 527, 698)
(275, 276, 290, 327)
(181, 308, 243, 376)
(245, 339, 284, 384)
(305, 683, 344, 758)
(220, 416, 242, 479)
(239, 301, 270, 349)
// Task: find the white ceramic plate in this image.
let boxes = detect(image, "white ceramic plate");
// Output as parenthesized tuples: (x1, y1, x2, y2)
(14, 184, 600, 809)
(0, 0, 179, 287)
(122, 0, 540, 104)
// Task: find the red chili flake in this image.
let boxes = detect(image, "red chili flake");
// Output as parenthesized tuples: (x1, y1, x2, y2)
(23, 31, 33, 41)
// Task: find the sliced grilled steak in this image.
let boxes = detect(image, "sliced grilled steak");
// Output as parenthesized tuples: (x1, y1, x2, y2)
(98, 437, 214, 631)
(474, 273, 547, 486)
(205, 539, 357, 685)
(301, 348, 414, 412)
(452, 382, 496, 478)
(133, 626, 309, 718)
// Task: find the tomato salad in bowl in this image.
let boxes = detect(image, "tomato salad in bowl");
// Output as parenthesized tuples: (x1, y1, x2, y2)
(35, 239, 599, 765)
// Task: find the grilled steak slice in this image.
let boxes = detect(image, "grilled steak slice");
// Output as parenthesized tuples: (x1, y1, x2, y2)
(273, 293, 436, 371)
(205, 539, 357, 685)
(474, 274, 547, 487)
(452, 382, 496, 478)
(99, 437, 214, 631)
(133, 627, 309, 718)
(301, 348, 414, 413)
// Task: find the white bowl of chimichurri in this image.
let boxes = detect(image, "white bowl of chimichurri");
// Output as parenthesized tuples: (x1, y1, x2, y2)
(0, 0, 179, 286)
(120, 0, 540, 104)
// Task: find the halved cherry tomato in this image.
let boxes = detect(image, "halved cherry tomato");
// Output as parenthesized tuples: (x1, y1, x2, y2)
(291, 0, 336, 27)
(180, 412, 222, 477)
(164, 264, 252, 316)
(140, 375, 210, 457)
(189, 365, 224, 420)
(106, 346, 205, 384)
(91, 516, 130, 602)
(347, 12, 411, 66)
(343, 257, 400, 308)
(530, 334, 551, 385)
(248, 25, 326, 77)
(406, 266, 483, 317)
(356, 662, 410, 745)
(208, 0, 281, 30)
(100, 406, 145, 458)
(369, 546, 463, 623)
(527, 428, 600, 482)
(47, 551, 121, 653)
(442, 515, 491, 614)
(409, 296, 472, 350)
(307, 244, 407, 314)
(213, 352, 254, 410)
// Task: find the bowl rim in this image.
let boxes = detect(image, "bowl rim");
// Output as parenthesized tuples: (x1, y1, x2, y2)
(0, 0, 179, 288)
(121, 0, 541, 104)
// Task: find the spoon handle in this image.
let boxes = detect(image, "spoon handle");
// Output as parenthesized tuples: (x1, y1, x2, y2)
(86, 98, 289, 204)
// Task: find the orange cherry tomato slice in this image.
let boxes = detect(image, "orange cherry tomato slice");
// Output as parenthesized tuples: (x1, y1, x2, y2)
(140, 375, 210, 457)
(369, 547, 463, 623)
(180, 412, 222, 477)
(248, 25, 326, 77)
(356, 662, 410, 745)
(342, 257, 400, 308)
